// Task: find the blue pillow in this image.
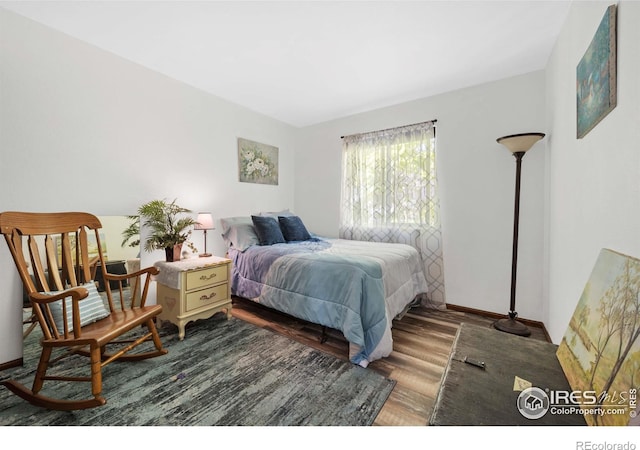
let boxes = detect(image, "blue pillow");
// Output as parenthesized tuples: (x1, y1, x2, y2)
(278, 215, 311, 242)
(251, 215, 286, 245)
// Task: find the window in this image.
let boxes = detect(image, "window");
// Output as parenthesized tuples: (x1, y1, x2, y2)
(340, 121, 438, 229)
(340, 120, 446, 306)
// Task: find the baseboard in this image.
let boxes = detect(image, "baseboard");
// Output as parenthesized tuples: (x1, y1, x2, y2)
(0, 357, 23, 372)
(445, 303, 552, 342)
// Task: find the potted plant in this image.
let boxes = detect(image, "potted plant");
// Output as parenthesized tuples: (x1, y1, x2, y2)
(135, 199, 198, 262)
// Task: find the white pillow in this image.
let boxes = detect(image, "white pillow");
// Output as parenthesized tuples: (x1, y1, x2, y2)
(257, 209, 295, 218)
(219, 216, 260, 251)
(44, 281, 111, 332)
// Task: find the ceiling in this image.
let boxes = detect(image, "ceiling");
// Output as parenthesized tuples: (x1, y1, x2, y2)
(0, 1, 573, 127)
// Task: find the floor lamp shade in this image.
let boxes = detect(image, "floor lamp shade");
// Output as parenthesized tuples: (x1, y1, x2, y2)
(195, 213, 215, 257)
(494, 132, 545, 337)
(496, 133, 545, 154)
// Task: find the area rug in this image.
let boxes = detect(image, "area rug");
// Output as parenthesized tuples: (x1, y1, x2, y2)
(0, 315, 395, 426)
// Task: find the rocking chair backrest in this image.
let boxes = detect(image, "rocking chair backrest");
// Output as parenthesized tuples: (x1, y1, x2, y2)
(0, 212, 117, 339)
(0, 211, 100, 289)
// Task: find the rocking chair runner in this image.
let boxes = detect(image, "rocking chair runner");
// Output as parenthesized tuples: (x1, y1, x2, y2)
(0, 211, 168, 411)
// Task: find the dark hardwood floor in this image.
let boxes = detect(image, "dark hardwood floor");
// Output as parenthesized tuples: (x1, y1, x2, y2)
(230, 296, 549, 426)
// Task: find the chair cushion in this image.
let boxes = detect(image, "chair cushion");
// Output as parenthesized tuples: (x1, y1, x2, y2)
(44, 281, 111, 332)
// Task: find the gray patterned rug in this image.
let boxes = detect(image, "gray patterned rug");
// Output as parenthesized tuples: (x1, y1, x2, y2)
(0, 314, 395, 426)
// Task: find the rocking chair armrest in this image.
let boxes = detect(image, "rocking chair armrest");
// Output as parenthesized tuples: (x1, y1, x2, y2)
(103, 265, 159, 282)
(30, 287, 90, 337)
(30, 286, 89, 305)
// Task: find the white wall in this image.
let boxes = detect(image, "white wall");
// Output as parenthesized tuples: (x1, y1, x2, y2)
(295, 72, 547, 321)
(0, 8, 296, 364)
(545, 1, 640, 343)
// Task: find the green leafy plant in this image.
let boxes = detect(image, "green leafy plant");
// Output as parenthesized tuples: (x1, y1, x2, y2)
(121, 215, 140, 248)
(136, 199, 198, 254)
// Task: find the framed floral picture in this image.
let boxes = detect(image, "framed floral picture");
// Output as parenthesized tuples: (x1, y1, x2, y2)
(237, 138, 278, 185)
(576, 4, 617, 139)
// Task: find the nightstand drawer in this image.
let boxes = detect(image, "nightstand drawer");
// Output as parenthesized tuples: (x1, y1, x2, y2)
(185, 283, 229, 312)
(185, 265, 228, 291)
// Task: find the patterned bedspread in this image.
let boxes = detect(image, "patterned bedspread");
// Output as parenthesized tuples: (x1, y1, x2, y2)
(228, 238, 428, 366)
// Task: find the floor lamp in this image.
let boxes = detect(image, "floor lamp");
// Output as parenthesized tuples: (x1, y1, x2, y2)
(494, 132, 545, 337)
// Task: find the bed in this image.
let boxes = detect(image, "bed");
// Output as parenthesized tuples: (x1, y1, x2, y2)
(221, 214, 429, 367)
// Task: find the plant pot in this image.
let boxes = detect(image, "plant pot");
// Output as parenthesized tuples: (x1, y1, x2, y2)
(165, 243, 183, 262)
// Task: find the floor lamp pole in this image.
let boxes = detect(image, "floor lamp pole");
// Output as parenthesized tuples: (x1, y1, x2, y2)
(509, 152, 524, 319)
(495, 151, 531, 336)
(510, 151, 523, 315)
(493, 132, 545, 337)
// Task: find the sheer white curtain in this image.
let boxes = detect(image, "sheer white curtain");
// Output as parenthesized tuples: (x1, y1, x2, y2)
(340, 121, 445, 307)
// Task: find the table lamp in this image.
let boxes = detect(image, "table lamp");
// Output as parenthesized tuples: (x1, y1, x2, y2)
(195, 212, 214, 257)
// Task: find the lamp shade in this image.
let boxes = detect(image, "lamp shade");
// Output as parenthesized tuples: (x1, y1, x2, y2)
(496, 132, 545, 153)
(195, 213, 215, 230)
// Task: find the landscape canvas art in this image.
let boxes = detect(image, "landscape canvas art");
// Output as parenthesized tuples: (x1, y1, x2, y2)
(576, 4, 617, 139)
(238, 138, 279, 185)
(556, 248, 640, 426)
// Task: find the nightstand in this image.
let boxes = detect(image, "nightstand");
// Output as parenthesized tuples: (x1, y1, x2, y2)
(154, 256, 232, 340)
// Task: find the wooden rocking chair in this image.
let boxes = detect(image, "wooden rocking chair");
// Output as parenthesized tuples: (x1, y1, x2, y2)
(0, 211, 167, 410)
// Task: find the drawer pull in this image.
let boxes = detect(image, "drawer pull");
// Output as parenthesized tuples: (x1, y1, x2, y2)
(200, 273, 217, 281)
(200, 292, 217, 301)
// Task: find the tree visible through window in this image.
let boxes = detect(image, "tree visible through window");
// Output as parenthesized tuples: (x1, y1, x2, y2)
(340, 121, 438, 229)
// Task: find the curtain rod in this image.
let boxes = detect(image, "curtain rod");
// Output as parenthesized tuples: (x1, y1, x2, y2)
(340, 119, 437, 139)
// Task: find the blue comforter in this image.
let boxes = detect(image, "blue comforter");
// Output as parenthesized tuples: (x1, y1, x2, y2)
(228, 239, 388, 366)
